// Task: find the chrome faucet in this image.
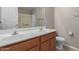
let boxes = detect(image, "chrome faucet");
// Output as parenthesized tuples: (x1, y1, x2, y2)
(12, 24, 18, 35)
(12, 30, 18, 35)
(40, 27, 43, 30)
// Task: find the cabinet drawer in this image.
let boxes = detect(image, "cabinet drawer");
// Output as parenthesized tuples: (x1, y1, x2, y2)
(41, 32, 56, 43)
(48, 32, 56, 38)
(0, 37, 40, 51)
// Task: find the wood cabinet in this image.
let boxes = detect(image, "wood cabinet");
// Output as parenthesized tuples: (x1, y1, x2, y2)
(0, 37, 40, 51)
(0, 32, 56, 51)
(41, 32, 56, 51)
(41, 40, 49, 51)
(27, 46, 39, 51)
(49, 37, 56, 51)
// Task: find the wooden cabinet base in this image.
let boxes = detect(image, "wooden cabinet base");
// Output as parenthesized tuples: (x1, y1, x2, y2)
(49, 38, 56, 51)
(26, 45, 39, 51)
(0, 32, 56, 51)
(41, 40, 49, 51)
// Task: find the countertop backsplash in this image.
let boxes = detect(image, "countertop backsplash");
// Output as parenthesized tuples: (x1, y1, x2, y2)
(0, 26, 46, 35)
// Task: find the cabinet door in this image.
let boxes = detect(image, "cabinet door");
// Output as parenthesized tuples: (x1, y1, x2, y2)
(41, 40, 49, 51)
(49, 37, 56, 51)
(27, 45, 39, 51)
(0, 37, 40, 51)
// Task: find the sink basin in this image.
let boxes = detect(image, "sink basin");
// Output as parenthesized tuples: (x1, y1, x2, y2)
(0, 28, 48, 40)
(18, 30, 40, 34)
(0, 31, 31, 40)
(18, 32, 27, 34)
(18, 29, 48, 35)
(0, 33, 12, 40)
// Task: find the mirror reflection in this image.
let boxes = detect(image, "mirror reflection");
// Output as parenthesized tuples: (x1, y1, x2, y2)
(18, 7, 46, 28)
(0, 7, 46, 30)
(18, 7, 36, 28)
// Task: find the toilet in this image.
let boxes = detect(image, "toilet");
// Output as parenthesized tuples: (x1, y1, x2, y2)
(56, 36, 65, 51)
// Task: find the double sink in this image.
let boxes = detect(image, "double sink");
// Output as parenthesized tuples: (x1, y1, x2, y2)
(0, 28, 48, 40)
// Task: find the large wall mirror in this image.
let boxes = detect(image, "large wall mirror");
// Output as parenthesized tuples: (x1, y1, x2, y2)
(0, 7, 54, 30)
(0, 7, 46, 30)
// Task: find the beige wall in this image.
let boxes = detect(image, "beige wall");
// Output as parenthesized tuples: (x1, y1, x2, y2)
(55, 7, 79, 48)
(18, 8, 32, 14)
(45, 7, 54, 29)
(35, 7, 54, 28)
(35, 7, 45, 26)
(18, 13, 32, 28)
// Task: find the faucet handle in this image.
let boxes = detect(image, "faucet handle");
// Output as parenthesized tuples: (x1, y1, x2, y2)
(12, 31, 18, 35)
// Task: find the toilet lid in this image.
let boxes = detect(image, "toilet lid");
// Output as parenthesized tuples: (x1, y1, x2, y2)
(56, 36, 65, 41)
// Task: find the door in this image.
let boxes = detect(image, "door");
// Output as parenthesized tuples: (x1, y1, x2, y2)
(49, 38, 56, 51)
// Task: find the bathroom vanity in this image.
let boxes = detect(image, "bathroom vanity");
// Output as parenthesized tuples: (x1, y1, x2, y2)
(0, 28, 56, 51)
(0, 7, 55, 51)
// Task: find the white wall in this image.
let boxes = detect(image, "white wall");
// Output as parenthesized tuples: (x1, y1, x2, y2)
(1, 7, 18, 29)
(55, 7, 79, 48)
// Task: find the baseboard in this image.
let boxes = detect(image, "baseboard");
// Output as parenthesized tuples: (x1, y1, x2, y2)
(64, 44, 79, 51)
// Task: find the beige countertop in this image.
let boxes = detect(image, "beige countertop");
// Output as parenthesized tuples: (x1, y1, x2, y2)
(0, 28, 56, 47)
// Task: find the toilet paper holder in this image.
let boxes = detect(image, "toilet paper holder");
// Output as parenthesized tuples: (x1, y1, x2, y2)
(69, 32, 74, 36)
